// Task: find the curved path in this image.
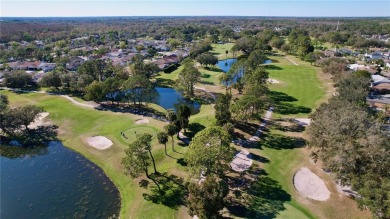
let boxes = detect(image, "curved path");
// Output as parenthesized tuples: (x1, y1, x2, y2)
(60, 95, 99, 108)
(285, 57, 299, 66)
(231, 108, 273, 171)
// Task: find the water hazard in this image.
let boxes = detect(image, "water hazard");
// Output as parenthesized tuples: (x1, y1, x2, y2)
(0, 141, 120, 218)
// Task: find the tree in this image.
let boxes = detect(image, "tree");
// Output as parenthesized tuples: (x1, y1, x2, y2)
(122, 75, 157, 106)
(139, 133, 158, 174)
(195, 53, 218, 67)
(308, 73, 390, 218)
(319, 57, 348, 82)
(176, 60, 201, 98)
(8, 105, 43, 132)
(122, 133, 157, 179)
(166, 109, 177, 123)
(270, 36, 285, 49)
(214, 93, 232, 126)
(164, 124, 177, 152)
(130, 59, 159, 78)
(157, 132, 169, 155)
(187, 176, 229, 219)
(84, 80, 105, 102)
(304, 52, 317, 65)
(4, 71, 35, 89)
(102, 77, 122, 104)
(78, 59, 114, 82)
(0, 94, 9, 112)
(177, 104, 192, 133)
(246, 49, 267, 70)
(122, 135, 152, 178)
(40, 71, 62, 88)
(186, 126, 233, 176)
(232, 36, 256, 54)
(13, 105, 43, 130)
(189, 42, 212, 58)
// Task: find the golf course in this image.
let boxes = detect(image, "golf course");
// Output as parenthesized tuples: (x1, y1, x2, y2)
(0, 47, 370, 219)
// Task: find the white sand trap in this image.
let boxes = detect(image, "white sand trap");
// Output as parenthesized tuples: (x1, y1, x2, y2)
(135, 118, 149, 124)
(267, 78, 281, 84)
(28, 112, 50, 129)
(230, 149, 253, 172)
(294, 118, 311, 126)
(294, 167, 330, 201)
(86, 136, 113, 150)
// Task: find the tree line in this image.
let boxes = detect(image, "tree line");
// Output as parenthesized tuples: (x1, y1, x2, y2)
(308, 67, 390, 218)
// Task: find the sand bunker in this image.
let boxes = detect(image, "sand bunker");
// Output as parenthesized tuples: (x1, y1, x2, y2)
(135, 118, 149, 124)
(294, 167, 330, 201)
(86, 136, 113, 150)
(230, 149, 253, 172)
(267, 78, 281, 84)
(28, 112, 50, 129)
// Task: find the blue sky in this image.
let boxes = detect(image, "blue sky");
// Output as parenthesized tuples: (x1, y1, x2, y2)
(1, 0, 389, 17)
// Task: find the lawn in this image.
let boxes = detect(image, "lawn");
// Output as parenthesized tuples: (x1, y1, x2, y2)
(1, 90, 191, 219)
(211, 43, 239, 60)
(267, 55, 326, 118)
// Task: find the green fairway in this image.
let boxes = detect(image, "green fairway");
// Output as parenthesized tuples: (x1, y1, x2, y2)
(199, 66, 224, 85)
(267, 55, 326, 118)
(211, 43, 238, 60)
(122, 126, 158, 144)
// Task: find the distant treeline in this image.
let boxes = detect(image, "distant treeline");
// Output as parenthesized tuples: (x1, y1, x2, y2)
(1, 17, 389, 46)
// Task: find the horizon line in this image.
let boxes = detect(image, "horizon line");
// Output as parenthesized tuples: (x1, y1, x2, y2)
(1, 15, 390, 18)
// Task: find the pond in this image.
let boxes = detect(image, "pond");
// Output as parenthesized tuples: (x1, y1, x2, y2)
(216, 58, 237, 73)
(154, 87, 201, 112)
(216, 58, 272, 73)
(0, 141, 120, 219)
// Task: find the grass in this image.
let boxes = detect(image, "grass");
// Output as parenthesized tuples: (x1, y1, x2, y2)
(267, 55, 326, 118)
(211, 43, 237, 60)
(199, 66, 224, 85)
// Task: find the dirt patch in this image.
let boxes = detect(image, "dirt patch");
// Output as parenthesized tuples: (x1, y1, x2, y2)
(294, 118, 311, 126)
(135, 118, 149, 124)
(267, 78, 281, 84)
(86, 136, 113, 150)
(28, 112, 50, 129)
(293, 167, 331, 201)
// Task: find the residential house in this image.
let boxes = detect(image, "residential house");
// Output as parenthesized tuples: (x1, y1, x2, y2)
(152, 54, 180, 70)
(38, 63, 56, 72)
(364, 52, 383, 61)
(371, 74, 390, 93)
(66, 57, 85, 71)
(7, 61, 40, 71)
(367, 94, 390, 112)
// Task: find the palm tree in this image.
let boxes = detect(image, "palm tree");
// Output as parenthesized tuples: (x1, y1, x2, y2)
(164, 124, 177, 152)
(157, 132, 169, 155)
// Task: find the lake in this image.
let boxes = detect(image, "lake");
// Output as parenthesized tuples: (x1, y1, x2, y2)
(154, 87, 201, 112)
(0, 141, 120, 218)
